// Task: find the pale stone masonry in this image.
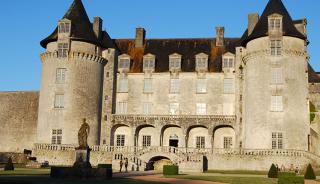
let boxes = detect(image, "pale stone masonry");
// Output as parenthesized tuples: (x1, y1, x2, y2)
(1, 0, 320, 171)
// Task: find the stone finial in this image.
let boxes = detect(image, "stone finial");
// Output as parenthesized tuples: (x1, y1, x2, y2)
(93, 17, 103, 39)
(216, 27, 224, 47)
(135, 27, 146, 48)
(248, 13, 259, 36)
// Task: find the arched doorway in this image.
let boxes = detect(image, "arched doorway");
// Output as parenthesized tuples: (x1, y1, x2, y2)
(146, 156, 172, 171)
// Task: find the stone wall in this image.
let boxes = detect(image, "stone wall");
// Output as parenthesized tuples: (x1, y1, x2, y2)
(0, 91, 39, 153)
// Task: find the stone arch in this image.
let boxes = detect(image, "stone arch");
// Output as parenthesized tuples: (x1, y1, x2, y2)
(146, 156, 173, 171)
(213, 125, 235, 149)
(110, 124, 130, 146)
(160, 125, 182, 146)
(186, 125, 209, 148)
(136, 124, 157, 147)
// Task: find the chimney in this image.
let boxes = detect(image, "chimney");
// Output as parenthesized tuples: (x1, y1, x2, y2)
(135, 27, 146, 48)
(248, 13, 259, 36)
(93, 17, 103, 39)
(216, 27, 224, 46)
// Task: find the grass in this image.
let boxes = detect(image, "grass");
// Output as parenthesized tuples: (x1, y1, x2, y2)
(167, 175, 278, 184)
(206, 170, 268, 175)
(0, 176, 167, 184)
(0, 168, 50, 175)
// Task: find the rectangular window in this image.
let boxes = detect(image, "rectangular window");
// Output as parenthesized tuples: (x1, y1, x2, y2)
(271, 96, 283, 112)
(143, 58, 155, 71)
(116, 134, 125, 147)
(143, 102, 153, 115)
(117, 102, 127, 114)
(54, 94, 64, 109)
(224, 79, 234, 94)
(196, 136, 205, 148)
(271, 68, 283, 84)
(51, 129, 62, 144)
(223, 137, 233, 149)
(169, 103, 179, 115)
(272, 132, 283, 149)
(196, 79, 207, 93)
(170, 79, 180, 94)
(118, 78, 128, 93)
(196, 103, 207, 115)
(196, 57, 208, 71)
(270, 40, 282, 56)
(119, 58, 130, 71)
(269, 18, 281, 31)
(58, 43, 69, 58)
(56, 68, 66, 83)
(223, 58, 234, 68)
(144, 78, 153, 93)
(59, 22, 71, 33)
(142, 135, 151, 147)
(169, 58, 181, 70)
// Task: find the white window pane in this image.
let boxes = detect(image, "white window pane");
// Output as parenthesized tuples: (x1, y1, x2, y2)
(144, 79, 153, 93)
(170, 79, 180, 93)
(142, 135, 151, 147)
(117, 102, 127, 114)
(196, 103, 206, 115)
(196, 57, 207, 70)
(143, 58, 155, 71)
(271, 96, 283, 111)
(224, 79, 234, 94)
(197, 79, 207, 93)
(196, 136, 205, 148)
(272, 132, 284, 149)
(119, 58, 130, 69)
(118, 78, 128, 92)
(143, 102, 152, 115)
(56, 68, 66, 83)
(54, 94, 64, 108)
(271, 68, 282, 84)
(169, 103, 179, 115)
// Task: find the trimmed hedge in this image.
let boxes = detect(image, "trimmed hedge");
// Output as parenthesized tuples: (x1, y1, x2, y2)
(305, 164, 316, 179)
(268, 164, 278, 178)
(4, 157, 14, 171)
(163, 165, 179, 175)
(278, 172, 295, 178)
(98, 164, 112, 169)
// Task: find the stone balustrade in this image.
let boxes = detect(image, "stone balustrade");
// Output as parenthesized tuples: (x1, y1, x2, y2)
(33, 143, 320, 161)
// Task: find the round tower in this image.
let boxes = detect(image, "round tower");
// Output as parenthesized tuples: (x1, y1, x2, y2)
(37, 0, 107, 146)
(241, 0, 309, 150)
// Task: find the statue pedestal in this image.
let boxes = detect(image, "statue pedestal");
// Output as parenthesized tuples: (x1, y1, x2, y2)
(73, 147, 92, 168)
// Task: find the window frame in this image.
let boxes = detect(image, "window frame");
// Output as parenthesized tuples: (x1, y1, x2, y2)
(54, 94, 64, 109)
(143, 54, 156, 72)
(169, 103, 180, 115)
(271, 67, 283, 85)
(117, 78, 129, 93)
(272, 132, 284, 149)
(223, 78, 235, 94)
(196, 79, 207, 94)
(117, 101, 128, 114)
(142, 135, 151, 147)
(223, 137, 233, 149)
(270, 40, 282, 56)
(170, 79, 180, 94)
(196, 103, 207, 115)
(51, 129, 62, 145)
(57, 42, 69, 58)
(143, 102, 153, 115)
(195, 53, 209, 72)
(271, 96, 283, 112)
(169, 53, 182, 71)
(118, 54, 131, 72)
(56, 68, 67, 84)
(196, 136, 205, 149)
(143, 78, 153, 93)
(116, 134, 125, 147)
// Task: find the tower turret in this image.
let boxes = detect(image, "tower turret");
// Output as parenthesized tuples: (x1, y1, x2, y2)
(37, 0, 107, 146)
(240, 0, 309, 150)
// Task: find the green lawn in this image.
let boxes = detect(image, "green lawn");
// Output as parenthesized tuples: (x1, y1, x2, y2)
(0, 168, 50, 175)
(206, 170, 268, 175)
(0, 176, 167, 184)
(167, 175, 278, 184)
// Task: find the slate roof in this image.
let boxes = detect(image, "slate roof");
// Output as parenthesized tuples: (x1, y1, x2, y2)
(241, 0, 306, 46)
(309, 64, 320, 83)
(114, 38, 240, 73)
(40, 0, 100, 48)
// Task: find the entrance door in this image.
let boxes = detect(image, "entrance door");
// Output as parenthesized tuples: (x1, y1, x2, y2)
(169, 139, 178, 147)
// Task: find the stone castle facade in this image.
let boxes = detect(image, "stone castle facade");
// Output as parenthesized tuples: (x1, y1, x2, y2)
(1, 0, 320, 171)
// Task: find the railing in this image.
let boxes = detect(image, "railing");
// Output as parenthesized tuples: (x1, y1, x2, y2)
(112, 114, 236, 122)
(33, 144, 320, 162)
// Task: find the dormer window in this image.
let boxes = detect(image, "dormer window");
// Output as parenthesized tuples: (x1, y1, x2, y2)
(59, 22, 71, 33)
(222, 52, 235, 72)
(268, 14, 282, 33)
(195, 53, 208, 72)
(169, 53, 181, 72)
(143, 54, 155, 72)
(118, 54, 130, 72)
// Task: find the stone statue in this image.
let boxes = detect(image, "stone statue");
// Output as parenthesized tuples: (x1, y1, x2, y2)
(77, 118, 90, 149)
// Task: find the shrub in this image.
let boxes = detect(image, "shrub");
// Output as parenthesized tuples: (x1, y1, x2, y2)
(304, 164, 316, 179)
(4, 157, 14, 171)
(278, 172, 295, 178)
(163, 165, 179, 175)
(98, 164, 112, 169)
(268, 164, 278, 178)
(278, 175, 304, 184)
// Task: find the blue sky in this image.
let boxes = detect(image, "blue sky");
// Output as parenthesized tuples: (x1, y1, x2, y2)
(0, 0, 319, 91)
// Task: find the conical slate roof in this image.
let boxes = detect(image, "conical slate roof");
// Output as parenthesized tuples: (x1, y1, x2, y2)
(40, 0, 99, 48)
(241, 0, 306, 46)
